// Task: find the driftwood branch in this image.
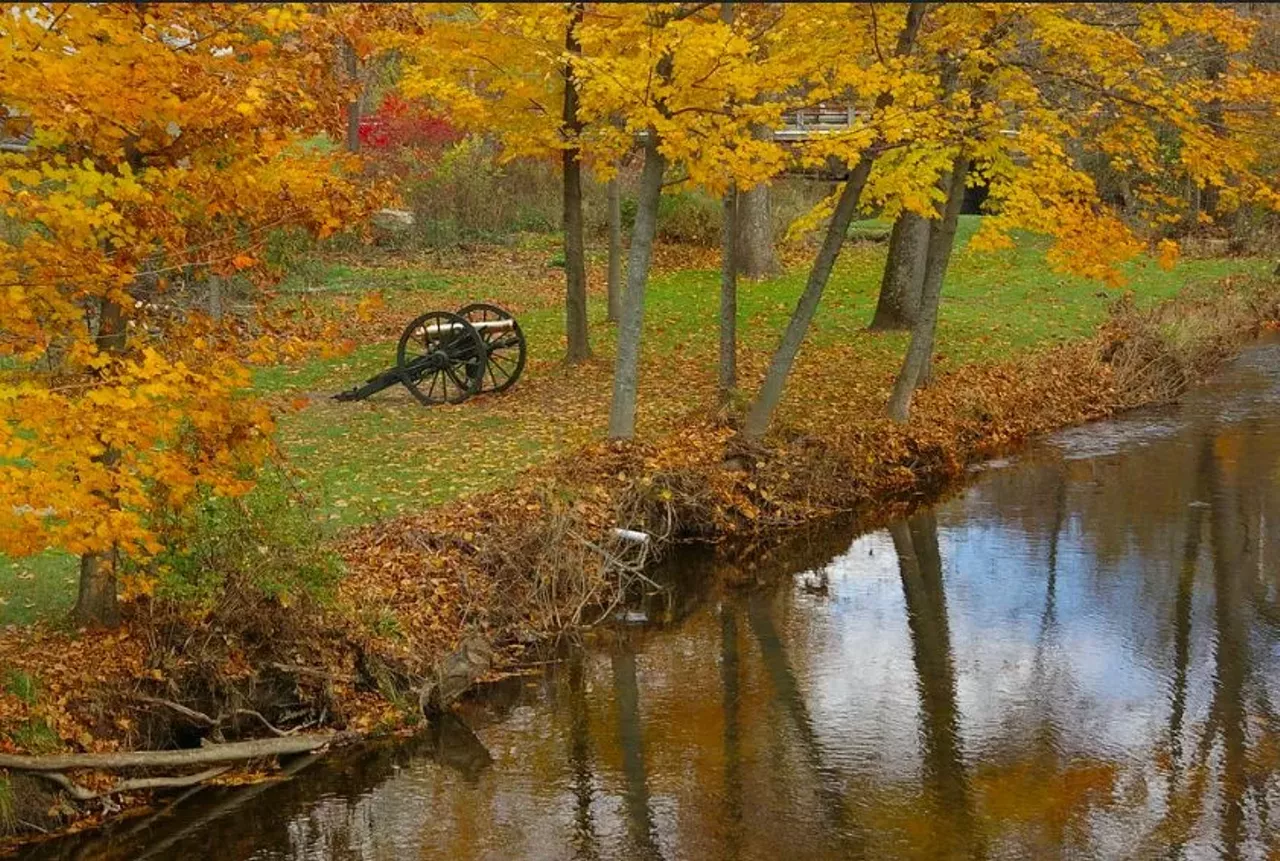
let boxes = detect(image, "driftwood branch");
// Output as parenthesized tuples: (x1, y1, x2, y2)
(0, 734, 336, 772)
(110, 766, 231, 795)
(30, 766, 231, 801)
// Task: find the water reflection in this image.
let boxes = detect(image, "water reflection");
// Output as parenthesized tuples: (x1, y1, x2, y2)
(892, 513, 983, 859)
(30, 341, 1280, 860)
(718, 605, 743, 860)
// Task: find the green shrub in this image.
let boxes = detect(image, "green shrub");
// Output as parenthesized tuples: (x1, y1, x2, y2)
(2, 670, 37, 706)
(618, 189, 724, 246)
(145, 469, 342, 608)
(657, 190, 722, 245)
(9, 719, 59, 755)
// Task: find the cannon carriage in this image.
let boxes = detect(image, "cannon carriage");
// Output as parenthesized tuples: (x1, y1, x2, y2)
(333, 303, 526, 406)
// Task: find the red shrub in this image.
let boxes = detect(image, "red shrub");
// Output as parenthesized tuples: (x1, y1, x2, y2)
(358, 93, 459, 155)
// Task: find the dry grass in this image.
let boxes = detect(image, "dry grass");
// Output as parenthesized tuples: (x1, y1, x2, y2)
(1101, 275, 1280, 409)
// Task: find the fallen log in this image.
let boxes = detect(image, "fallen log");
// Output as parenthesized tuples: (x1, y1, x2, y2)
(0, 734, 336, 772)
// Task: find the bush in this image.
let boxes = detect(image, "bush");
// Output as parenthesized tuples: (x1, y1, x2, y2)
(144, 468, 342, 608)
(403, 137, 563, 247)
(1101, 276, 1280, 409)
(657, 190, 722, 244)
(2, 670, 37, 705)
(618, 188, 724, 245)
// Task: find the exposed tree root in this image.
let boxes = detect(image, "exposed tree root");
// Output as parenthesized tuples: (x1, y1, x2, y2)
(135, 696, 298, 738)
(30, 766, 231, 802)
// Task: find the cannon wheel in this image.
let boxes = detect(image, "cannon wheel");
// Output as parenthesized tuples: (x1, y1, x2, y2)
(396, 310, 486, 406)
(457, 302, 526, 393)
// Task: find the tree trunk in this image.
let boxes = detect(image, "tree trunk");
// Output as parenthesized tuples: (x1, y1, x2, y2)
(717, 0, 738, 401)
(1201, 46, 1226, 220)
(719, 184, 738, 400)
(208, 274, 223, 322)
(886, 156, 971, 423)
(342, 38, 361, 154)
(75, 547, 119, 628)
(869, 210, 929, 331)
(740, 0, 926, 439)
(607, 133, 666, 439)
(1185, 180, 1201, 235)
(736, 180, 779, 280)
(74, 294, 128, 628)
(562, 2, 590, 363)
(735, 15, 778, 284)
(741, 157, 873, 439)
(607, 174, 623, 323)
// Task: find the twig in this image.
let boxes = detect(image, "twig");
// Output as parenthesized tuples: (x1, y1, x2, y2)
(230, 709, 289, 738)
(136, 695, 218, 727)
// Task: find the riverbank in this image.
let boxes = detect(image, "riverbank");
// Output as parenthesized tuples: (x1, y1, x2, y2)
(2, 264, 1277, 848)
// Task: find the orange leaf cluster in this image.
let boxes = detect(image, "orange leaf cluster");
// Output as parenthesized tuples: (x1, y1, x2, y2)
(0, 5, 381, 564)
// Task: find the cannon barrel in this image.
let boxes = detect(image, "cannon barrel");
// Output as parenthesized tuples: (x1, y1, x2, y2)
(422, 319, 516, 335)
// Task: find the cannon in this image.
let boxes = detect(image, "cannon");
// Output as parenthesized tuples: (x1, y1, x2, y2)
(333, 303, 526, 405)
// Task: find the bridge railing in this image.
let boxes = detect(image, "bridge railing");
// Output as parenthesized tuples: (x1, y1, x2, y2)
(775, 105, 856, 141)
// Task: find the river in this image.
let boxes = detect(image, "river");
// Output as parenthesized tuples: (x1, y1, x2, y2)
(26, 339, 1280, 860)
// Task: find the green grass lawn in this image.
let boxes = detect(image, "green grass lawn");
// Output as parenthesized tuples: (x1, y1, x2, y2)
(2, 219, 1267, 623)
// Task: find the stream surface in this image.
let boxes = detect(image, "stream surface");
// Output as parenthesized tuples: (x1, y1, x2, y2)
(27, 339, 1280, 861)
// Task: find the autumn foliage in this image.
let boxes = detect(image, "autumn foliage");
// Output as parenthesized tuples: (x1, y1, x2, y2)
(0, 5, 374, 619)
(0, 6, 1279, 843)
(359, 93, 460, 154)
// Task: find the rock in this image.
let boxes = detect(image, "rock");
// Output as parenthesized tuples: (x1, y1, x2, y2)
(371, 208, 414, 230)
(370, 209, 415, 246)
(418, 636, 493, 714)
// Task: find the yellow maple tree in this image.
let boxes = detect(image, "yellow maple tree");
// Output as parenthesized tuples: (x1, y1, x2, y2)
(0, 3, 373, 625)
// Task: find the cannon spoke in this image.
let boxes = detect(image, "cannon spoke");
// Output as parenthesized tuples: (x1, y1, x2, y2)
(396, 311, 485, 406)
(457, 303, 527, 394)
